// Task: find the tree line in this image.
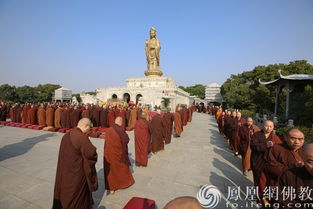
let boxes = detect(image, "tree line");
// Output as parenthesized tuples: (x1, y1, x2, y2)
(220, 60, 313, 127)
(0, 84, 61, 103)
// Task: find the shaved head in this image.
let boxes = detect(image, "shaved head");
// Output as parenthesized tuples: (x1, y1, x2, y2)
(263, 120, 274, 134)
(163, 196, 203, 209)
(115, 116, 123, 126)
(77, 118, 92, 133)
(303, 143, 313, 156)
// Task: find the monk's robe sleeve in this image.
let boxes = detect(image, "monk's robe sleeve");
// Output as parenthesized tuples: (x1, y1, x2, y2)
(265, 146, 287, 179)
(250, 134, 267, 153)
(277, 170, 294, 208)
(81, 138, 98, 192)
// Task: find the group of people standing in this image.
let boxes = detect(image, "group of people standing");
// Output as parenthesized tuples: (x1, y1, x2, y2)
(51, 103, 196, 209)
(214, 106, 313, 208)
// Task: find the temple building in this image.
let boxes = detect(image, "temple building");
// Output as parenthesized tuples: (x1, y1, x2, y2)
(205, 82, 223, 104)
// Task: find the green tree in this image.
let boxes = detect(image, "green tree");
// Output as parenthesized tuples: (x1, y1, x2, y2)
(35, 84, 61, 102)
(221, 60, 313, 126)
(0, 84, 17, 103)
(161, 97, 170, 108)
(16, 85, 36, 103)
(180, 84, 206, 99)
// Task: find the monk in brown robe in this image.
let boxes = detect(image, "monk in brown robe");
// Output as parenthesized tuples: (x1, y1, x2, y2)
(238, 117, 260, 176)
(70, 106, 81, 128)
(54, 106, 63, 128)
(61, 107, 71, 129)
(179, 106, 184, 130)
(46, 104, 55, 127)
(92, 105, 100, 127)
(227, 111, 238, 151)
(173, 108, 182, 137)
(187, 107, 193, 123)
(276, 143, 313, 209)
(162, 110, 173, 144)
(265, 128, 305, 186)
(127, 106, 137, 131)
(99, 106, 108, 127)
(183, 108, 189, 126)
(52, 118, 98, 209)
(134, 112, 151, 167)
(233, 112, 246, 155)
(149, 109, 165, 153)
(223, 110, 232, 143)
(37, 104, 46, 126)
(107, 107, 115, 127)
(81, 105, 90, 119)
(104, 117, 134, 194)
(114, 106, 126, 130)
(0, 102, 7, 121)
(217, 111, 225, 134)
(250, 120, 282, 204)
(27, 105, 36, 124)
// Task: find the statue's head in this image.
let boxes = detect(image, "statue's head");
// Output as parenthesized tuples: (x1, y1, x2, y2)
(150, 27, 156, 38)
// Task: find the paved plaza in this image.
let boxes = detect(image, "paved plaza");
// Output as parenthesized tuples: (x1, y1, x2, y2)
(0, 113, 257, 209)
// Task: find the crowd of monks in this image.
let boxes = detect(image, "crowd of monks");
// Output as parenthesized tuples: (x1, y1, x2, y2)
(2, 100, 312, 209)
(213, 106, 313, 208)
(1, 100, 196, 209)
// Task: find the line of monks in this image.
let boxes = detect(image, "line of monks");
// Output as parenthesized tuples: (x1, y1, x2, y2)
(0, 102, 195, 133)
(214, 106, 313, 208)
(40, 102, 196, 209)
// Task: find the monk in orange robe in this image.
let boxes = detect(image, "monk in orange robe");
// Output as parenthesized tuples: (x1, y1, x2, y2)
(250, 120, 282, 204)
(141, 107, 148, 121)
(265, 128, 304, 186)
(183, 108, 189, 126)
(37, 104, 46, 126)
(104, 117, 134, 194)
(173, 108, 182, 137)
(27, 105, 36, 124)
(52, 118, 98, 209)
(54, 106, 63, 128)
(134, 112, 151, 167)
(46, 104, 55, 127)
(21, 104, 29, 124)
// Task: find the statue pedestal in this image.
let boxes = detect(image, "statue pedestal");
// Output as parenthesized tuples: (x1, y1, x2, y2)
(144, 69, 163, 77)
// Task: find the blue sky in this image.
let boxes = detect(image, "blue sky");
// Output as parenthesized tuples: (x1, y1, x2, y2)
(0, 0, 312, 93)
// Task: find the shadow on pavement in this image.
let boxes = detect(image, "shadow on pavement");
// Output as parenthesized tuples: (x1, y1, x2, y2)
(210, 171, 258, 209)
(93, 168, 106, 209)
(0, 133, 55, 161)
